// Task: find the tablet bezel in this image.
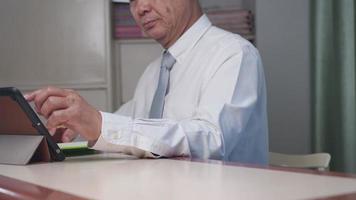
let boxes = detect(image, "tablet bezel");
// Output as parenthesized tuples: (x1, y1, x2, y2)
(0, 87, 65, 162)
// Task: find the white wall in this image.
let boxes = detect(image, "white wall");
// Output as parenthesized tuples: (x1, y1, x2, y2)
(113, 39, 162, 110)
(256, 0, 311, 154)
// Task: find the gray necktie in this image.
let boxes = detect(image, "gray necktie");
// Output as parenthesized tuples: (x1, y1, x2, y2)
(149, 51, 176, 118)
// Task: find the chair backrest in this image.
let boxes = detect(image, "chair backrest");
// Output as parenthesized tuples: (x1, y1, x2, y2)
(269, 152, 331, 171)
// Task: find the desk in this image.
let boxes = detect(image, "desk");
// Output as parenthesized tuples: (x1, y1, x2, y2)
(1, 153, 356, 200)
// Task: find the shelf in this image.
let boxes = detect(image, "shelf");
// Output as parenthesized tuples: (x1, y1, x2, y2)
(112, 0, 129, 3)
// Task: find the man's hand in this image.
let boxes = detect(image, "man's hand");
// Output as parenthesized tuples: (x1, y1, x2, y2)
(49, 127, 78, 143)
(25, 86, 102, 142)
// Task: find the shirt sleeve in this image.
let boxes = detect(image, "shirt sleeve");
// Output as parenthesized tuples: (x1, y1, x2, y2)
(90, 45, 266, 161)
(219, 45, 268, 165)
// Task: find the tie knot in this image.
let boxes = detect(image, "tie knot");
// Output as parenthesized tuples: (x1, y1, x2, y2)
(161, 51, 176, 71)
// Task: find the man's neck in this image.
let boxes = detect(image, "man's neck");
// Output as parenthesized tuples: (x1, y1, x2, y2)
(161, 9, 203, 49)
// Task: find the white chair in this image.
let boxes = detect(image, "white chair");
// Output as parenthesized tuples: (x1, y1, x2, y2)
(269, 152, 331, 171)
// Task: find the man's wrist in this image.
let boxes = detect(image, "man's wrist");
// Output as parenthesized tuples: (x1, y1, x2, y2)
(91, 109, 102, 140)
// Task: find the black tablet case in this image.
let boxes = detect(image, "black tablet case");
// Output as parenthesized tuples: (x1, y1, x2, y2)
(0, 87, 65, 165)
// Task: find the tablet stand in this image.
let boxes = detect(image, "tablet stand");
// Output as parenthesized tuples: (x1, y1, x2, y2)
(0, 135, 51, 165)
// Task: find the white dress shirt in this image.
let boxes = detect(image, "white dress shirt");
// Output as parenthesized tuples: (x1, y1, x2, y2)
(91, 15, 268, 164)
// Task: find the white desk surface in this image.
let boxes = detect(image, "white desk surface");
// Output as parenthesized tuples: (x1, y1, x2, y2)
(1, 153, 356, 200)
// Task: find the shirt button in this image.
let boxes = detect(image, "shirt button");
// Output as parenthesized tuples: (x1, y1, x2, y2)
(108, 129, 121, 140)
(114, 131, 122, 140)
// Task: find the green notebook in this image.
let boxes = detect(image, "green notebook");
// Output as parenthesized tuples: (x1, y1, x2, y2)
(58, 141, 97, 157)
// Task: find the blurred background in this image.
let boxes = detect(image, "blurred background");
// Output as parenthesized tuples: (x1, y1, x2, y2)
(0, 0, 354, 173)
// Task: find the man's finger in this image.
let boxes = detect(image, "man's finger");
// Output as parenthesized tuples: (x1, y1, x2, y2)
(24, 89, 42, 102)
(24, 93, 35, 101)
(46, 109, 70, 130)
(33, 87, 69, 113)
(53, 128, 66, 143)
(41, 96, 68, 118)
(48, 127, 57, 136)
(62, 129, 78, 143)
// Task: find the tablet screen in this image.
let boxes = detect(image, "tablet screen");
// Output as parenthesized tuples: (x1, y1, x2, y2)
(0, 96, 38, 135)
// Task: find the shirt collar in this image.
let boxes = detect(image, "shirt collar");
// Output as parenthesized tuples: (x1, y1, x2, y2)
(167, 14, 212, 63)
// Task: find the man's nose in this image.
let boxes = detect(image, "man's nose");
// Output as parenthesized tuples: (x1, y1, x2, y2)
(135, 0, 151, 16)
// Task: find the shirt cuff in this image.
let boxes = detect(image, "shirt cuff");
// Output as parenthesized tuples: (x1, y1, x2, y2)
(89, 111, 158, 158)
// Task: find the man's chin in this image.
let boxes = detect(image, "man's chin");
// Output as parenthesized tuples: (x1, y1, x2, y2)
(144, 31, 165, 42)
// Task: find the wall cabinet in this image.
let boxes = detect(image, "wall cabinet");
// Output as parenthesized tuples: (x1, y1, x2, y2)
(0, 0, 113, 112)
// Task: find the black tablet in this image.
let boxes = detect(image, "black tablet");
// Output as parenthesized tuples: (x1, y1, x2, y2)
(0, 87, 65, 161)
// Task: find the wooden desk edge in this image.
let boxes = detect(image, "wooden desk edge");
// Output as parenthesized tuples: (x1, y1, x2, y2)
(0, 175, 86, 200)
(173, 157, 356, 179)
(1, 157, 356, 200)
(174, 157, 356, 200)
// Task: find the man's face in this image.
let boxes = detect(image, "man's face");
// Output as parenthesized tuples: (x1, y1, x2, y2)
(130, 0, 194, 47)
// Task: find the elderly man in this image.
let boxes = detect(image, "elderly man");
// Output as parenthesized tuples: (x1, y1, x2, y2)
(26, 0, 268, 165)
